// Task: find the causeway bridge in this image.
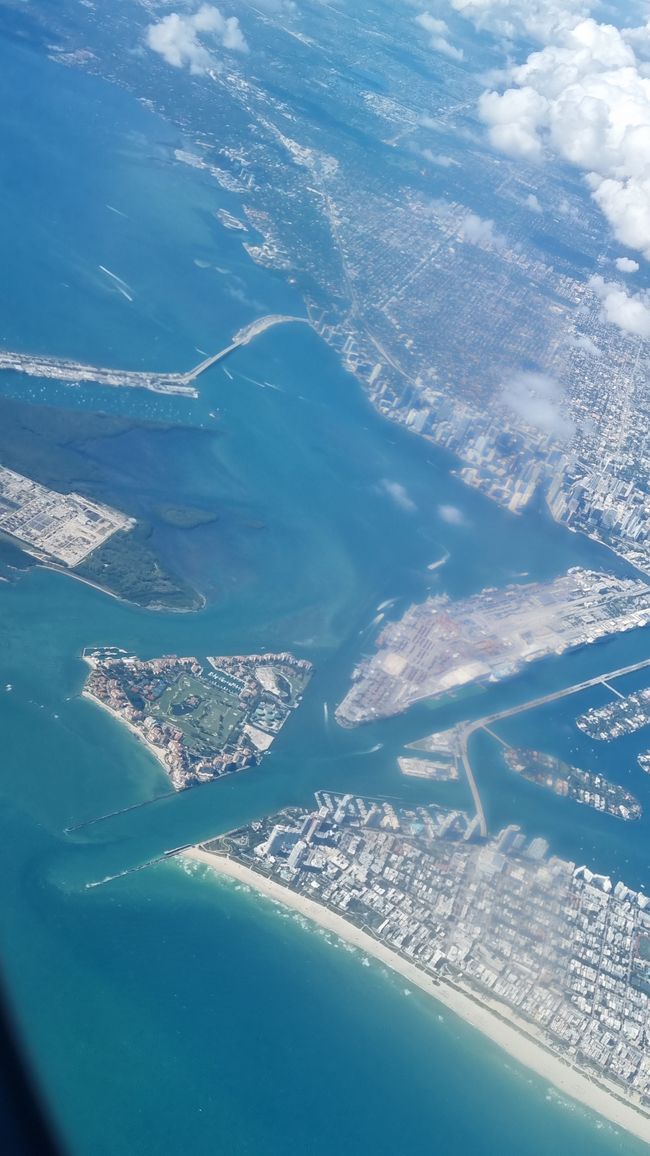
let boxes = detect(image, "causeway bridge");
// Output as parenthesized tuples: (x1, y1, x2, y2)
(0, 314, 309, 397)
(457, 655, 650, 837)
(177, 314, 309, 385)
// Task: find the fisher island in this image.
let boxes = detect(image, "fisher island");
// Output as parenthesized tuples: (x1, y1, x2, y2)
(82, 648, 312, 789)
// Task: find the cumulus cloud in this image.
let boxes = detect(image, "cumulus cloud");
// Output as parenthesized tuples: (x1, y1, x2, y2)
(589, 275, 650, 338)
(146, 5, 247, 74)
(570, 333, 602, 358)
(475, 16, 650, 259)
(459, 211, 507, 251)
(437, 503, 468, 525)
(379, 480, 416, 511)
(450, 0, 589, 42)
(615, 256, 640, 273)
(415, 147, 457, 166)
(525, 193, 542, 211)
(415, 12, 464, 60)
(478, 85, 547, 158)
(501, 370, 575, 440)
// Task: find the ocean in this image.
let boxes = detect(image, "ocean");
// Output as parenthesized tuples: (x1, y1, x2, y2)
(0, 29, 648, 1156)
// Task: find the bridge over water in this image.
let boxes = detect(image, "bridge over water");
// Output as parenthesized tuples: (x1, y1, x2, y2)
(178, 314, 309, 384)
(0, 314, 310, 397)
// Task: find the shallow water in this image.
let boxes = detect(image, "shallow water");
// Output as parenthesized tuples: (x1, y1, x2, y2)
(0, 30, 648, 1156)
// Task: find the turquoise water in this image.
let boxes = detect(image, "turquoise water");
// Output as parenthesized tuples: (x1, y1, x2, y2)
(0, 32, 648, 1156)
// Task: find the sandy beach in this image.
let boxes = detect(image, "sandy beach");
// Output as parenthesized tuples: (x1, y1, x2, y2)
(81, 689, 175, 784)
(183, 847, 650, 1146)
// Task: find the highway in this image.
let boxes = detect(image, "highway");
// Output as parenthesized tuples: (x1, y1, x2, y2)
(179, 314, 308, 383)
(457, 724, 488, 837)
(456, 655, 650, 838)
(0, 314, 309, 395)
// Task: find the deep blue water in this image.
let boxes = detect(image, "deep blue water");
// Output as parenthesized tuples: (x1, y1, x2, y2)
(0, 29, 648, 1156)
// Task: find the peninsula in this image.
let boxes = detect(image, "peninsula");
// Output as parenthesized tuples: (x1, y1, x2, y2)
(0, 314, 308, 395)
(336, 569, 650, 726)
(183, 792, 650, 1145)
(82, 648, 312, 789)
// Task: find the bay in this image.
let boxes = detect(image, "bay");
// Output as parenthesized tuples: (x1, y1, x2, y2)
(0, 29, 648, 1156)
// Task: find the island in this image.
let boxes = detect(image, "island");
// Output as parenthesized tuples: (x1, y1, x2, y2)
(577, 687, 650, 741)
(336, 569, 650, 726)
(182, 792, 650, 1145)
(0, 396, 207, 610)
(82, 648, 312, 789)
(0, 463, 134, 567)
(503, 748, 641, 820)
(153, 504, 218, 530)
(0, 460, 201, 612)
(398, 755, 459, 781)
(398, 729, 460, 780)
(401, 726, 463, 780)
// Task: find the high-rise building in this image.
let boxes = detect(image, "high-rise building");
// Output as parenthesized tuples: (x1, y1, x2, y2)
(495, 824, 522, 854)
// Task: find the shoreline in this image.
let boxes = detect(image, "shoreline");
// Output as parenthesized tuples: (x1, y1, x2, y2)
(42, 563, 207, 615)
(183, 847, 650, 1147)
(81, 689, 175, 785)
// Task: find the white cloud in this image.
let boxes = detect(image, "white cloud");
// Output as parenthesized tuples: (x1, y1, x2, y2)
(525, 193, 542, 211)
(416, 147, 457, 166)
(501, 370, 575, 439)
(252, 0, 296, 11)
(589, 274, 650, 337)
(478, 86, 547, 158)
(380, 480, 416, 511)
(146, 5, 247, 74)
(475, 16, 650, 259)
(459, 211, 507, 251)
(415, 12, 464, 60)
(615, 256, 640, 272)
(450, 0, 589, 43)
(590, 176, 650, 258)
(570, 333, 602, 358)
(437, 503, 468, 525)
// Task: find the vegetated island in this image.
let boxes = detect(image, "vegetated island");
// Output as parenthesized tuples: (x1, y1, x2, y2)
(503, 748, 642, 821)
(0, 462, 201, 612)
(82, 648, 312, 789)
(336, 569, 650, 726)
(153, 504, 218, 530)
(181, 791, 650, 1146)
(0, 396, 203, 611)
